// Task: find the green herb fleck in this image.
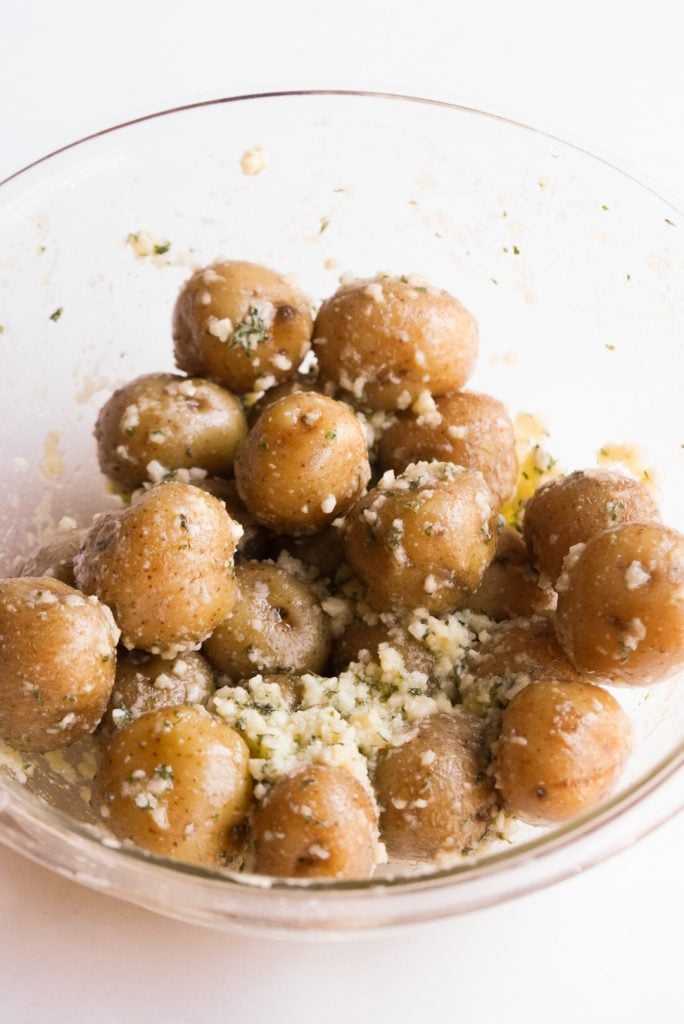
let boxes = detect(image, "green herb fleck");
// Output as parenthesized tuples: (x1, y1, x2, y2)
(258, 440, 270, 451)
(325, 430, 337, 441)
(179, 513, 189, 531)
(512, 245, 520, 255)
(155, 764, 174, 780)
(231, 306, 270, 353)
(154, 241, 171, 255)
(49, 307, 63, 322)
(319, 217, 330, 233)
(664, 218, 676, 227)
(101, 653, 112, 663)
(601, 204, 609, 211)
(0, 325, 4, 334)
(490, 277, 498, 286)
(424, 524, 434, 536)
(385, 525, 404, 549)
(605, 343, 616, 351)
(33, 688, 44, 705)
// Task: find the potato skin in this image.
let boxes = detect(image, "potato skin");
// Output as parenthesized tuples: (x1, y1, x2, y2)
(95, 705, 253, 865)
(253, 764, 379, 879)
(74, 482, 240, 653)
(496, 679, 632, 824)
(173, 261, 313, 393)
(374, 711, 497, 859)
(523, 469, 660, 582)
(0, 577, 117, 752)
(235, 391, 370, 535)
(467, 528, 556, 621)
(378, 391, 516, 506)
(555, 523, 684, 685)
(95, 372, 247, 488)
(313, 276, 478, 410)
(330, 620, 435, 676)
(343, 462, 497, 612)
(203, 562, 330, 680)
(276, 526, 346, 580)
(191, 477, 270, 561)
(466, 616, 587, 688)
(20, 528, 85, 587)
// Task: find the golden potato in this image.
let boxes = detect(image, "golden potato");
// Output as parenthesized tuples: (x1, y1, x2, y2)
(173, 260, 313, 393)
(374, 711, 497, 859)
(496, 679, 632, 824)
(465, 617, 587, 689)
(523, 469, 660, 582)
(74, 482, 240, 653)
(247, 371, 322, 424)
(313, 275, 478, 410)
(95, 705, 253, 865)
(378, 390, 516, 505)
(191, 477, 269, 560)
(235, 392, 370, 535)
(0, 577, 117, 752)
(95, 372, 247, 488)
(253, 764, 379, 879)
(277, 526, 346, 580)
(203, 562, 330, 679)
(20, 527, 85, 587)
(555, 523, 684, 685)
(330, 619, 435, 675)
(467, 528, 556, 620)
(343, 461, 497, 612)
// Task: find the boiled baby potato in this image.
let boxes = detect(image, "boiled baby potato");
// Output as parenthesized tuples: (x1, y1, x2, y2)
(330, 619, 435, 675)
(313, 275, 478, 410)
(555, 522, 684, 685)
(523, 469, 659, 582)
(343, 461, 497, 612)
(95, 705, 252, 865)
(496, 679, 632, 824)
(253, 764, 379, 879)
(466, 617, 587, 689)
(75, 482, 241, 653)
(95, 372, 247, 489)
(378, 390, 516, 506)
(467, 528, 556, 620)
(191, 476, 270, 561)
(203, 562, 330, 679)
(173, 260, 313, 393)
(247, 370, 322, 424)
(374, 710, 496, 859)
(0, 577, 117, 752)
(276, 526, 346, 581)
(20, 527, 85, 587)
(235, 391, 370, 535)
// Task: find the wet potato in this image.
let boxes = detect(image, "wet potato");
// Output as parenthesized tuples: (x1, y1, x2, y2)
(467, 528, 556, 620)
(330, 619, 435, 676)
(191, 476, 270, 561)
(20, 527, 85, 587)
(275, 525, 347, 580)
(465, 616, 589, 689)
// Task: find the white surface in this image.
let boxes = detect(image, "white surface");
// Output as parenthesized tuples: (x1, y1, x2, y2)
(0, 1, 682, 1021)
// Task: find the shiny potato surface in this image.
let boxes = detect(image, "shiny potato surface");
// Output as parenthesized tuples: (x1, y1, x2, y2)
(496, 679, 632, 824)
(466, 617, 587, 689)
(378, 390, 516, 505)
(253, 764, 378, 879)
(523, 469, 660, 582)
(192, 477, 270, 561)
(203, 562, 330, 679)
(276, 526, 346, 580)
(0, 577, 117, 752)
(555, 523, 684, 685)
(343, 461, 497, 612)
(313, 276, 478, 410)
(20, 527, 85, 587)
(235, 392, 370, 535)
(95, 372, 247, 488)
(95, 705, 252, 865)
(74, 482, 240, 653)
(330, 619, 435, 675)
(467, 528, 556, 620)
(374, 710, 496, 859)
(247, 371, 322, 424)
(173, 261, 313, 393)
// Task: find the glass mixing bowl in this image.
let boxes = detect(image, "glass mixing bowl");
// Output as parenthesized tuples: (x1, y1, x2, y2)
(0, 91, 682, 938)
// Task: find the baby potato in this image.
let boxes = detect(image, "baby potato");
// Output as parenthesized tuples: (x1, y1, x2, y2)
(330, 620, 435, 675)
(173, 260, 313, 393)
(203, 562, 330, 679)
(343, 461, 497, 612)
(374, 710, 497, 860)
(235, 391, 370, 535)
(74, 482, 241, 653)
(467, 528, 556, 620)
(20, 527, 85, 587)
(253, 764, 379, 879)
(496, 679, 633, 824)
(100, 650, 215, 739)
(555, 523, 684, 685)
(378, 390, 516, 506)
(95, 372, 247, 489)
(95, 705, 252, 865)
(192, 477, 270, 560)
(466, 617, 587, 689)
(0, 577, 117, 752)
(277, 526, 346, 580)
(523, 469, 660, 582)
(313, 275, 478, 410)
(247, 371, 322, 424)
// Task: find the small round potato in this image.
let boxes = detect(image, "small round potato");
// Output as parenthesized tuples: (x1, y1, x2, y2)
(247, 371, 322, 424)
(95, 705, 253, 865)
(378, 390, 516, 506)
(343, 461, 497, 612)
(277, 526, 346, 580)
(74, 482, 241, 653)
(203, 562, 330, 679)
(253, 764, 379, 879)
(466, 617, 587, 690)
(313, 275, 478, 410)
(467, 528, 556, 620)
(192, 477, 270, 561)
(555, 523, 684, 685)
(20, 527, 85, 587)
(374, 711, 497, 859)
(173, 261, 313, 393)
(523, 469, 660, 582)
(0, 577, 117, 752)
(95, 372, 247, 489)
(330, 620, 435, 675)
(235, 392, 370, 535)
(496, 679, 633, 824)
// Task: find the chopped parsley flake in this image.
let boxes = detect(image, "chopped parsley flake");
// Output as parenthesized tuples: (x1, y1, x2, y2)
(385, 525, 404, 549)
(512, 245, 520, 255)
(49, 307, 63, 322)
(664, 218, 676, 227)
(319, 217, 330, 233)
(605, 343, 616, 351)
(231, 307, 270, 353)
(154, 242, 171, 255)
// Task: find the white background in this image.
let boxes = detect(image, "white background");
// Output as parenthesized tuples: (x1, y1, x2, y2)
(0, 2, 682, 1021)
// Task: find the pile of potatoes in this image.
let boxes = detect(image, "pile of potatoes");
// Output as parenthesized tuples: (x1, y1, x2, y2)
(1, 260, 683, 881)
